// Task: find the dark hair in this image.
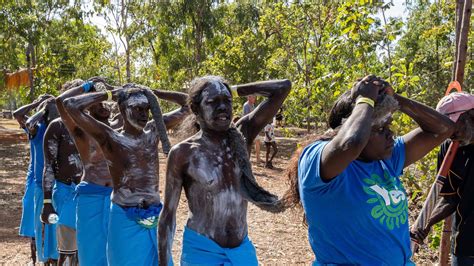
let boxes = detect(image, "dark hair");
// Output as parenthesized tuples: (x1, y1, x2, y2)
(328, 90, 354, 129)
(281, 131, 336, 211)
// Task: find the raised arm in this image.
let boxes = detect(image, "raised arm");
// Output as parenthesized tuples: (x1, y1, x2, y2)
(320, 76, 382, 181)
(234, 79, 291, 145)
(56, 81, 90, 132)
(397, 94, 454, 167)
(158, 147, 184, 266)
(41, 120, 60, 224)
(151, 89, 190, 130)
(63, 90, 119, 146)
(14, 94, 50, 129)
(56, 80, 111, 157)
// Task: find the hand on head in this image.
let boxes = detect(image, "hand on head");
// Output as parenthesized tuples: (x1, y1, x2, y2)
(352, 75, 391, 102)
(33, 93, 52, 104)
(88, 76, 116, 91)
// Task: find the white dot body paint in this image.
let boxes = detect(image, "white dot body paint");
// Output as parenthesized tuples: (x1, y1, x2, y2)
(48, 139, 58, 156)
(68, 154, 82, 171)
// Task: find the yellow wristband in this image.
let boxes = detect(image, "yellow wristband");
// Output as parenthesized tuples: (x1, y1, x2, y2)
(230, 86, 239, 98)
(356, 97, 375, 108)
(106, 90, 112, 101)
(43, 199, 52, 204)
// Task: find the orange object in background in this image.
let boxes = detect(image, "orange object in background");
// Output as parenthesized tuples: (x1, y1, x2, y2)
(4, 68, 34, 90)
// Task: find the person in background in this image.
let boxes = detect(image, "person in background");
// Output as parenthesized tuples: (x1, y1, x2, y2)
(243, 95, 261, 163)
(264, 118, 278, 169)
(411, 92, 474, 266)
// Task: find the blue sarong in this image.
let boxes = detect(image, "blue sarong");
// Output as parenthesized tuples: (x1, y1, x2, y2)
(107, 202, 160, 266)
(34, 186, 58, 262)
(75, 181, 112, 266)
(181, 226, 258, 266)
(19, 137, 35, 237)
(19, 178, 35, 237)
(52, 181, 77, 229)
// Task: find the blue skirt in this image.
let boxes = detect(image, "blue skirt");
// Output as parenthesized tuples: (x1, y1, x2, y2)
(52, 181, 77, 229)
(181, 226, 258, 266)
(106, 203, 159, 266)
(19, 178, 35, 237)
(34, 186, 58, 262)
(75, 181, 112, 266)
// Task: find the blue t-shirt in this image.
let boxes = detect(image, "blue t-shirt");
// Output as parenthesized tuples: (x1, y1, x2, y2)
(31, 122, 47, 186)
(298, 137, 414, 265)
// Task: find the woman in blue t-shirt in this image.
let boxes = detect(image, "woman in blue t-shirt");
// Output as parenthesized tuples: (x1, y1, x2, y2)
(283, 75, 454, 265)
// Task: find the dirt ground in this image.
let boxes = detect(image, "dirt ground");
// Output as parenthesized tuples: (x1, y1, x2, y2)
(0, 118, 437, 265)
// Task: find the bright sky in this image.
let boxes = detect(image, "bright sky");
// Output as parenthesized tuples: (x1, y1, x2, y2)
(381, 0, 407, 19)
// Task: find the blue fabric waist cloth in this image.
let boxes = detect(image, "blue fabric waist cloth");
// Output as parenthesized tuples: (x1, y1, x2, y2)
(181, 226, 258, 266)
(52, 181, 77, 229)
(107, 203, 159, 265)
(75, 181, 113, 195)
(76, 185, 112, 266)
(122, 203, 163, 229)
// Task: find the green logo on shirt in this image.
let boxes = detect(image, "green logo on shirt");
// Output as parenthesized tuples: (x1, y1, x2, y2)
(362, 171, 408, 230)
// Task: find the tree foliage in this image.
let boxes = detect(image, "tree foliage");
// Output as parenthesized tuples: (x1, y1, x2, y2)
(1, 3, 473, 252)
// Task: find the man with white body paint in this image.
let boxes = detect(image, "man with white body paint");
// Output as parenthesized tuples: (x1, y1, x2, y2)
(63, 83, 189, 265)
(41, 109, 83, 266)
(55, 78, 116, 266)
(159, 76, 291, 265)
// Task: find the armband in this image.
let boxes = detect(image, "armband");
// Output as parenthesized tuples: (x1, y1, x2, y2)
(230, 86, 239, 98)
(82, 81, 94, 92)
(356, 97, 375, 108)
(106, 90, 112, 101)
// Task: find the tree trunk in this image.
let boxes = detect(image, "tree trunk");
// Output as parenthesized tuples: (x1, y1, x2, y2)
(454, 0, 472, 86)
(26, 41, 35, 102)
(451, 0, 463, 80)
(439, 1, 471, 265)
(126, 39, 131, 82)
